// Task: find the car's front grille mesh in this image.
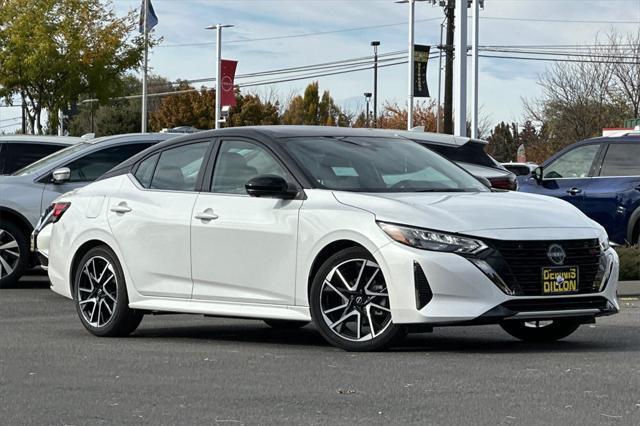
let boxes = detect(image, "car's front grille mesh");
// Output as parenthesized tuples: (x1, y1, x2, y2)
(485, 239, 602, 296)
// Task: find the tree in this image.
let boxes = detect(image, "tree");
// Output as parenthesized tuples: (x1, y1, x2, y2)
(375, 101, 439, 131)
(486, 122, 519, 162)
(0, 0, 146, 134)
(226, 93, 280, 127)
(149, 83, 217, 131)
(68, 75, 173, 136)
(281, 81, 350, 126)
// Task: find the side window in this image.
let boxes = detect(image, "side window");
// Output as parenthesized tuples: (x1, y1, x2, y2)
(211, 140, 289, 194)
(134, 153, 159, 188)
(544, 144, 600, 179)
(5, 143, 63, 174)
(149, 142, 209, 191)
(65, 143, 153, 182)
(600, 144, 640, 177)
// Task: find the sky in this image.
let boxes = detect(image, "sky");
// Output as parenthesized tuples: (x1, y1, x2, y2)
(2, 0, 640, 133)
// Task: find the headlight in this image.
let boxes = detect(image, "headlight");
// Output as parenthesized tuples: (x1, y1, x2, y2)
(598, 232, 610, 252)
(378, 222, 488, 255)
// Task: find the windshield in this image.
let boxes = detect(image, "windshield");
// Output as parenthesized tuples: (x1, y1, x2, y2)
(282, 137, 489, 192)
(12, 142, 91, 176)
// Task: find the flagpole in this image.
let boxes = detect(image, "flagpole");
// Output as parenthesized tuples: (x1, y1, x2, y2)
(141, 0, 149, 133)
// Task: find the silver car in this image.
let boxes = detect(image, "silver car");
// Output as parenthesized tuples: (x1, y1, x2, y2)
(0, 133, 179, 287)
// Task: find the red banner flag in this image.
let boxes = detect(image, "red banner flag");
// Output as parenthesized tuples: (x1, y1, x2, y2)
(220, 59, 238, 107)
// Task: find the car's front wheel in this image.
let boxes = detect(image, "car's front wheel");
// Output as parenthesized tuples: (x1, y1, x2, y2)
(74, 246, 143, 337)
(500, 319, 581, 342)
(0, 221, 28, 288)
(309, 247, 406, 351)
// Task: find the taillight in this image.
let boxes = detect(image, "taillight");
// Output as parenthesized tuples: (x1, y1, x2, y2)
(51, 202, 71, 223)
(488, 176, 518, 191)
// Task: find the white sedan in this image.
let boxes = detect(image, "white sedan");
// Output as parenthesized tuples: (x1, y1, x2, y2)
(42, 126, 619, 351)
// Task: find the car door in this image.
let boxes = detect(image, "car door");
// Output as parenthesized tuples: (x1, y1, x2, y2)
(108, 140, 212, 298)
(583, 141, 640, 244)
(523, 143, 602, 210)
(190, 138, 303, 305)
(41, 142, 154, 212)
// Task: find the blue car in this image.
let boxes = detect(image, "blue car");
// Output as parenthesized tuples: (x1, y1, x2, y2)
(518, 133, 640, 245)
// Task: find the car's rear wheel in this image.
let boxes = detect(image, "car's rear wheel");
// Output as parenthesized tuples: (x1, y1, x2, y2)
(74, 246, 143, 337)
(0, 221, 28, 288)
(500, 319, 581, 342)
(309, 247, 406, 351)
(263, 319, 309, 329)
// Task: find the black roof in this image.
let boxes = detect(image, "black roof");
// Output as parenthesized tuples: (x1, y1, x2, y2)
(186, 125, 401, 140)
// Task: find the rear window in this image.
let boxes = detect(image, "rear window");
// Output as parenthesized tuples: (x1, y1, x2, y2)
(600, 143, 640, 177)
(420, 141, 497, 168)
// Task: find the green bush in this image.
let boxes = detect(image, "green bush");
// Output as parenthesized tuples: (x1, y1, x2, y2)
(615, 246, 640, 281)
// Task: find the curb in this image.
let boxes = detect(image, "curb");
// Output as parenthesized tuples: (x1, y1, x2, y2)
(618, 280, 640, 297)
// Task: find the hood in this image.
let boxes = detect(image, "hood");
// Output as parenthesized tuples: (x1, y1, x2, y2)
(333, 191, 601, 235)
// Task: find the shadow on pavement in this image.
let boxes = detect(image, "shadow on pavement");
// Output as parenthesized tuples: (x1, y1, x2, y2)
(129, 320, 640, 354)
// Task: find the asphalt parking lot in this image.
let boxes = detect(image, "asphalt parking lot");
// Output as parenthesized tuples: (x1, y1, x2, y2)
(1, 274, 639, 425)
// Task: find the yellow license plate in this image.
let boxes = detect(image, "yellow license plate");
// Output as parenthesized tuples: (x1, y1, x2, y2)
(542, 266, 579, 295)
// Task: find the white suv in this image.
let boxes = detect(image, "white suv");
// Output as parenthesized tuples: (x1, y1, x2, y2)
(41, 126, 619, 351)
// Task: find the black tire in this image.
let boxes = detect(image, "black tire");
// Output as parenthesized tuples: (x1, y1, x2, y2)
(263, 319, 310, 329)
(309, 247, 406, 351)
(0, 221, 29, 289)
(500, 319, 581, 342)
(73, 246, 143, 337)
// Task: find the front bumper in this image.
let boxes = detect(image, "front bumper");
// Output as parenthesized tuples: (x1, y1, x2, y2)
(377, 242, 619, 326)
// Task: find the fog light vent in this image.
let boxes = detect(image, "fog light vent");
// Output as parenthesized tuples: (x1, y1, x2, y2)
(414, 262, 433, 310)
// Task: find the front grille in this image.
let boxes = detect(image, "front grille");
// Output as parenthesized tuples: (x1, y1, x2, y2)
(483, 239, 602, 296)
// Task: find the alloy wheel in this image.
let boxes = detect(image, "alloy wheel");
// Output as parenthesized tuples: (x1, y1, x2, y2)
(319, 258, 392, 342)
(77, 256, 118, 328)
(0, 229, 20, 279)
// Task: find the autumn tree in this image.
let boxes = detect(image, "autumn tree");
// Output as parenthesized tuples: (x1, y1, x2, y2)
(226, 93, 280, 127)
(282, 82, 350, 126)
(376, 101, 439, 131)
(149, 83, 217, 131)
(0, 0, 146, 134)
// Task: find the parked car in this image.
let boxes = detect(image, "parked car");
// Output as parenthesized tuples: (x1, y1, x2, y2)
(0, 133, 179, 287)
(393, 131, 518, 190)
(518, 132, 640, 245)
(0, 135, 80, 175)
(502, 162, 538, 177)
(41, 126, 618, 351)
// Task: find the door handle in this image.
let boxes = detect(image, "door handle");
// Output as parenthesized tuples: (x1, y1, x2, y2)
(566, 187, 582, 196)
(110, 202, 132, 214)
(194, 209, 219, 221)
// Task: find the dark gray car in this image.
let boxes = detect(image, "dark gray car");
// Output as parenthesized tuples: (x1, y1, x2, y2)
(0, 133, 179, 287)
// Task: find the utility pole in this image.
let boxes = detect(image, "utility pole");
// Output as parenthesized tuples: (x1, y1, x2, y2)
(371, 41, 380, 127)
(470, 0, 479, 138)
(453, 0, 467, 137)
(443, 0, 455, 135)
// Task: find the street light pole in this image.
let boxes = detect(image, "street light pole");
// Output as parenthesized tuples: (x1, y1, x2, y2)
(364, 92, 372, 128)
(436, 18, 444, 133)
(407, 0, 415, 130)
(141, 0, 149, 133)
(470, 0, 480, 139)
(206, 23, 234, 130)
(453, 0, 468, 137)
(371, 41, 380, 127)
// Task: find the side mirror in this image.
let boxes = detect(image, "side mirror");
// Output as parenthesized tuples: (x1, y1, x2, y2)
(476, 176, 492, 188)
(245, 175, 298, 199)
(533, 166, 543, 184)
(52, 167, 71, 184)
